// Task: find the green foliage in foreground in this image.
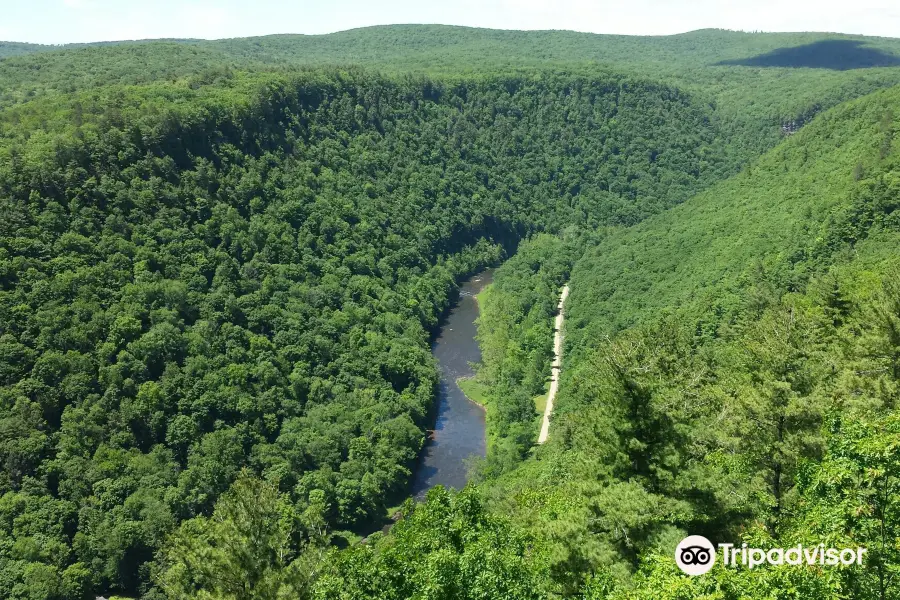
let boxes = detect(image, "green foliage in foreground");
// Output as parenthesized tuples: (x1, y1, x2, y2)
(146, 397, 900, 599)
(151, 478, 551, 600)
(473, 81, 900, 597)
(150, 473, 323, 600)
(314, 487, 549, 600)
(470, 233, 582, 476)
(0, 68, 739, 598)
(2, 24, 900, 600)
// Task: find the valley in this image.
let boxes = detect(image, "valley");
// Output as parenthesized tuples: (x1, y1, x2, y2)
(412, 269, 491, 498)
(0, 24, 898, 600)
(538, 283, 568, 445)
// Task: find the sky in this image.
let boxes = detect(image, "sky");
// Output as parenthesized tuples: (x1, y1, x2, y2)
(2, 0, 900, 45)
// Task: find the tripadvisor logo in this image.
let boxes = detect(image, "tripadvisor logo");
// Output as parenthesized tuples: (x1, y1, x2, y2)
(675, 536, 867, 576)
(675, 535, 716, 575)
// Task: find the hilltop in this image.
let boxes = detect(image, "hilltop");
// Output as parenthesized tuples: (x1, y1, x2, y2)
(4, 25, 900, 150)
(478, 77, 900, 596)
(0, 23, 899, 600)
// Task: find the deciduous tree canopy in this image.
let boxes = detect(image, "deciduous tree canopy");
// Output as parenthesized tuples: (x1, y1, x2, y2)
(1, 25, 900, 600)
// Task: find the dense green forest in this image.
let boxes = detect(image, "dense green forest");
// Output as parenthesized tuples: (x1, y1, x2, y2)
(5, 26, 900, 157)
(481, 81, 900, 598)
(0, 66, 741, 597)
(1, 24, 899, 600)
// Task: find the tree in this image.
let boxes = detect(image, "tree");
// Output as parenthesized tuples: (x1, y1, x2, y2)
(154, 473, 317, 600)
(796, 413, 900, 600)
(314, 486, 549, 600)
(725, 301, 825, 532)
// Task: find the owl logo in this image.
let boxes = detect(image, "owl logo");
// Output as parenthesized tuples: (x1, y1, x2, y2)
(675, 535, 716, 575)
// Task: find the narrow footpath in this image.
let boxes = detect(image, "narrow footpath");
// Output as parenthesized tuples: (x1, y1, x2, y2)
(538, 283, 569, 444)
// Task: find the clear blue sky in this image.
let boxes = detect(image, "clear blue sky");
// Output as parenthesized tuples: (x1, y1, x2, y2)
(3, 0, 900, 44)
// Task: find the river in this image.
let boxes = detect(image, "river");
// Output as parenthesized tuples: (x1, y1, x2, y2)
(411, 269, 493, 499)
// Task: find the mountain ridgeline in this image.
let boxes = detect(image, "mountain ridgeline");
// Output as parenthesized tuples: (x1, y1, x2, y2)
(6, 26, 900, 158)
(0, 70, 736, 597)
(1, 25, 900, 600)
(476, 82, 900, 598)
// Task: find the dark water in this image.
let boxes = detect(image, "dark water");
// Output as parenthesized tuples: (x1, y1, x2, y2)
(411, 269, 493, 499)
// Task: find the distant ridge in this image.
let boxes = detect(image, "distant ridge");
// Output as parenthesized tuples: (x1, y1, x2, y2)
(4, 24, 900, 64)
(3, 24, 900, 165)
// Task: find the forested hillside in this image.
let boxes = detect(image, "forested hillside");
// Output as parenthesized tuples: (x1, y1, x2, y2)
(0, 69, 740, 598)
(566, 85, 900, 345)
(477, 81, 900, 598)
(0, 42, 50, 59)
(5, 26, 900, 158)
(1, 24, 900, 600)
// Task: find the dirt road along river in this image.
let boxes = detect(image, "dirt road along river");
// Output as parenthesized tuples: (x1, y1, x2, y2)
(538, 284, 569, 444)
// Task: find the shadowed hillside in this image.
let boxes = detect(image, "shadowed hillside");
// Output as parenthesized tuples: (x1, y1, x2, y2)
(717, 39, 900, 70)
(2, 23, 900, 600)
(478, 83, 900, 597)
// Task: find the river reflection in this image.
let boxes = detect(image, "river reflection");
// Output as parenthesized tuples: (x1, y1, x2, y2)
(411, 269, 493, 499)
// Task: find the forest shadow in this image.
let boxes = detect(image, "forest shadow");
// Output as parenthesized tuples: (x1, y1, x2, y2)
(716, 40, 900, 70)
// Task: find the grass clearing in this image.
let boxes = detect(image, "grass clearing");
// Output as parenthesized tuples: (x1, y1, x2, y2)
(457, 376, 489, 406)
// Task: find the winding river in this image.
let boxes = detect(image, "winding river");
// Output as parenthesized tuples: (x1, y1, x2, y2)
(411, 269, 493, 499)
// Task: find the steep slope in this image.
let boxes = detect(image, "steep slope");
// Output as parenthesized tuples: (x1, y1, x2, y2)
(0, 70, 735, 598)
(566, 83, 899, 350)
(479, 83, 900, 594)
(4, 26, 900, 157)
